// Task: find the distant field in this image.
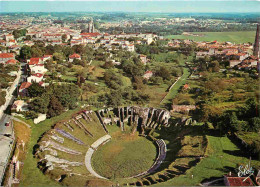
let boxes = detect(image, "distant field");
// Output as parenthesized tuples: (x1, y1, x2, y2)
(166, 31, 255, 44)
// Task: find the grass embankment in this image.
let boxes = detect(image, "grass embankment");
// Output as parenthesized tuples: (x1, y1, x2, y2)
(92, 131, 157, 180)
(19, 108, 82, 186)
(160, 66, 190, 109)
(157, 134, 260, 186)
(166, 31, 255, 44)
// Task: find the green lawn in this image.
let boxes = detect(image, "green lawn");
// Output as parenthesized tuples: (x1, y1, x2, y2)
(61, 75, 77, 81)
(166, 31, 255, 44)
(156, 135, 260, 186)
(92, 133, 157, 180)
(20, 108, 82, 186)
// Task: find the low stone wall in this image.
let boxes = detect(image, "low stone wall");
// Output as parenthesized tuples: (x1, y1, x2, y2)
(84, 135, 111, 179)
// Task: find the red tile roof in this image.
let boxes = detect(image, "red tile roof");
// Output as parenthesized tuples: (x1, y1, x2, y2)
(43, 55, 52, 58)
(19, 82, 32, 90)
(32, 73, 43, 78)
(0, 53, 15, 58)
(236, 53, 247, 56)
(29, 57, 41, 65)
(145, 71, 153, 74)
(6, 59, 18, 64)
(225, 176, 254, 186)
(80, 32, 101, 37)
(69, 53, 81, 58)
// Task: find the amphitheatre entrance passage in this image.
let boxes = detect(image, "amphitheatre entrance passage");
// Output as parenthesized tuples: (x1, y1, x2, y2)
(91, 133, 157, 179)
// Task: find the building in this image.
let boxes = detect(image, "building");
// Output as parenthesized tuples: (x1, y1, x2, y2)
(143, 71, 153, 79)
(30, 64, 48, 74)
(11, 100, 28, 112)
(19, 82, 32, 97)
(88, 18, 95, 33)
(0, 53, 15, 64)
(43, 55, 52, 62)
(125, 44, 135, 52)
(69, 53, 81, 62)
(4, 34, 14, 42)
(140, 55, 147, 65)
(224, 174, 255, 186)
(5, 59, 18, 65)
(229, 60, 241, 68)
(253, 24, 260, 58)
(28, 57, 43, 68)
(27, 73, 44, 83)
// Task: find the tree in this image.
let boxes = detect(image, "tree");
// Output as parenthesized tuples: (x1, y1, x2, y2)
(133, 76, 144, 90)
(156, 67, 171, 80)
(210, 60, 220, 72)
(31, 46, 44, 57)
(103, 70, 122, 90)
(47, 96, 64, 117)
(106, 90, 122, 107)
(28, 82, 45, 97)
(249, 117, 260, 132)
(25, 35, 31, 41)
(53, 52, 65, 63)
(150, 76, 163, 85)
(53, 84, 81, 109)
(12, 29, 27, 39)
(20, 46, 32, 59)
(30, 96, 49, 114)
(102, 61, 114, 69)
(62, 34, 67, 43)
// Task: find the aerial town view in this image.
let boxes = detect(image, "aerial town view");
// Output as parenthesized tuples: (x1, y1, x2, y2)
(0, 0, 259, 186)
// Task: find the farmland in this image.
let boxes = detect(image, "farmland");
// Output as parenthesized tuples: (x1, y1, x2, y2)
(166, 31, 255, 43)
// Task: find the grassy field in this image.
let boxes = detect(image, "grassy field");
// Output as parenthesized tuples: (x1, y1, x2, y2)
(166, 31, 255, 44)
(156, 134, 260, 186)
(92, 132, 157, 180)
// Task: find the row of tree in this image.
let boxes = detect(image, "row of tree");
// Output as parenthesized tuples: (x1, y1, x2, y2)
(28, 83, 80, 118)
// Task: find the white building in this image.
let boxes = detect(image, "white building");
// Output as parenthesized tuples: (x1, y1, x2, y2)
(27, 73, 44, 83)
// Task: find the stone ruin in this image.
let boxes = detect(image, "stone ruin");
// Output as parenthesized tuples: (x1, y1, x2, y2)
(34, 106, 172, 186)
(96, 106, 171, 134)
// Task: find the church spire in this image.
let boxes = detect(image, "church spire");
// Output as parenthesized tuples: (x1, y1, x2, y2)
(253, 24, 260, 58)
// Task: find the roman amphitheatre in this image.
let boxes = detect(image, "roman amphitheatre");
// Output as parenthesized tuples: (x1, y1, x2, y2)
(35, 106, 207, 186)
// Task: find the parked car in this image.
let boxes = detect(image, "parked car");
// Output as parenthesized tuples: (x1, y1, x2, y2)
(5, 122, 10, 126)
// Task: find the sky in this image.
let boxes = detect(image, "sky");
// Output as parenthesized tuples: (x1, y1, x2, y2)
(1, 0, 260, 13)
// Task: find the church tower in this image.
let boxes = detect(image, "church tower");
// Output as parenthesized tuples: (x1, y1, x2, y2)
(253, 24, 260, 58)
(88, 18, 95, 33)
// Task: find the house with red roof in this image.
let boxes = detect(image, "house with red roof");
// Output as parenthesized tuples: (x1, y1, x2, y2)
(5, 59, 18, 65)
(28, 57, 43, 68)
(235, 53, 249, 61)
(27, 73, 44, 83)
(43, 55, 53, 62)
(143, 71, 153, 80)
(11, 100, 28, 112)
(6, 39, 16, 47)
(229, 60, 242, 68)
(0, 53, 15, 64)
(69, 53, 81, 62)
(140, 54, 148, 65)
(224, 174, 255, 186)
(4, 34, 14, 42)
(19, 82, 32, 97)
(80, 32, 102, 38)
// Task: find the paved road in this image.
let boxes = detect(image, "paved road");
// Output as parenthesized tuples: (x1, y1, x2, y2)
(0, 65, 22, 184)
(0, 115, 15, 184)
